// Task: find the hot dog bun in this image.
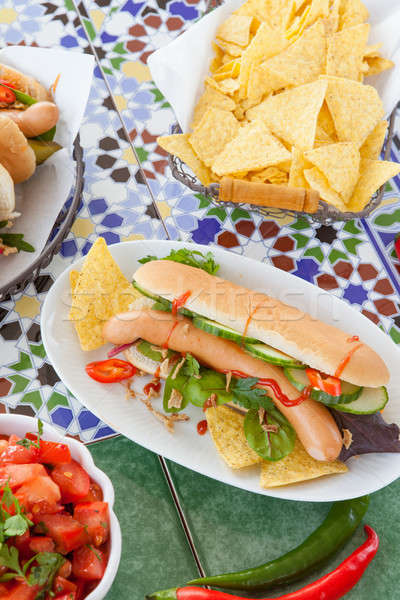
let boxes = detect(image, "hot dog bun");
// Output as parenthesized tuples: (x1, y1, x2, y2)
(134, 260, 389, 388)
(0, 64, 51, 103)
(0, 116, 36, 183)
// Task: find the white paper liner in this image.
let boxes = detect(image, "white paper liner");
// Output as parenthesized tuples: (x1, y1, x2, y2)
(0, 47, 94, 289)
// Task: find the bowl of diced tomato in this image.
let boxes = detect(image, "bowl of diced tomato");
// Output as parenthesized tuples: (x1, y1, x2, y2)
(0, 414, 121, 600)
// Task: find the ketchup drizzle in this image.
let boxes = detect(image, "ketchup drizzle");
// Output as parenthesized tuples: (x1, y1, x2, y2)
(197, 420, 208, 435)
(222, 369, 311, 407)
(163, 321, 179, 349)
(172, 291, 191, 317)
(154, 365, 161, 378)
(242, 301, 265, 342)
(335, 344, 363, 378)
(143, 380, 161, 396)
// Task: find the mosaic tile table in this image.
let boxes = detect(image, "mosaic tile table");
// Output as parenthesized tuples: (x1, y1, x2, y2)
(1, 1, 400, 598)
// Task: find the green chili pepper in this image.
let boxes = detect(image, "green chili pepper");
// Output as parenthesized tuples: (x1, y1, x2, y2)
(188, 496, 369, 592)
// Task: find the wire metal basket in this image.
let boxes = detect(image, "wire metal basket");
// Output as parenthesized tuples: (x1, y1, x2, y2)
(169, 109, 396, 225)
(0, 136, 84, 300)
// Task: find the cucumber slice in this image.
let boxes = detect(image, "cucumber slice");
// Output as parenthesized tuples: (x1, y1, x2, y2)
(284, 367, 363, 405)
(132, 280, 165, 303)
(245, 343, 303, 368)
(334, 386, 388, 414)
(132, 281, 194, 317)
(192, 316, 259, 344)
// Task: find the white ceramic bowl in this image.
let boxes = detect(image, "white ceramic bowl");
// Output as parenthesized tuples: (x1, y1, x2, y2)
(0, 414, 121, 600)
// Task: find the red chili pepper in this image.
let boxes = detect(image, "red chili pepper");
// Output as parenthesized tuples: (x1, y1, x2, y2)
(0, 79, 16, 89)
(395, 233, 400, 261)
(0, 84, 16, 104)
(306, 368, 342, 397)
(85, 359, 136, 383)
(171, 526, 378, 600)
(197, 420, 208, 435)
(172, 291, 191, 317)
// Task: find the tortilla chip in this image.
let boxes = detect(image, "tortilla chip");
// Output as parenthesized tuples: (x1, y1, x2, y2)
(247, 62, 287, 102)
(191, 81, 235, 129)
(300, 0, 330, 30)
(339, 0, 369, 30)
(304, 142, 360, 202)
(249, 166, 288, 184)
(360, 120, 388, 160)
(317, 102, 337, 140)
(206, 405, 263, 469)
(285, 7, 311, 43)
(322, 0, 340, 36)
(322, 75, 384, 146)
(314, 124, 334, 146)
(304, 166, 347, 210)
(364, 43, 382, 59)
(157, 134, 213, 186)
(326, 24, 370, 80)
(210, 42, 224, 73)
(215, 77, 240, 96)
(263, 20, 327, 87)
(215, 38, 243, 58)
(260, 438, 347, 488)
(216, 14, 253, 47)
(69, 270, 79, 293)
(69, 238, 140, 351)
(212, 120, 291, 176)
(347, 158, 400, 212)
(235, 0, 293, 30)
(239, 22, 288, 97)
(364, 56, 395, 77)
(247, 79, 327, 152)
(289, 148, 310, 188)
(189, 107, 240, 168)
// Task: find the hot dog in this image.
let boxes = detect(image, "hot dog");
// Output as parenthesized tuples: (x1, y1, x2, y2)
(2, 102, 59, 138)
(103, 309, 343, 462)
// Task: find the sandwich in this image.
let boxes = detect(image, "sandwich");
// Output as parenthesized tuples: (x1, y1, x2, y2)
(102, 253, 400, 469)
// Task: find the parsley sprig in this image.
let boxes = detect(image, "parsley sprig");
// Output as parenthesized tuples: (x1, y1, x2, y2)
(0, 221, 35, 253)
(0, 483, 32, 542)
(138, 248, 219, 275)
(16, 419, 43, 451)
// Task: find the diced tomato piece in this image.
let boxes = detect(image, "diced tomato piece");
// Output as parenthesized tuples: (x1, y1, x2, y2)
(54, 594, 76, 600)
(73, 502, 109, 547)
(80, 482, 103, 503)
(31, 499, 64, 522)
(51, 461, 90, 504)
(8, 435, 20, 444)
(13, 529, 31, 559)
(74, 580, 86, 600)
(36, 513, 89, 554)
(16, 475, 61, 511)
(0, 583, 10, 598)
(0, 440, 8, 455)
(0, 443, 39, 465)
(0, 463, 47, 490)
(57, 558, 72, 579)
(72, 545, 106, 580)
(53, 576, 77, 596)
(29, 535, 55, 553)
(7, 581, 39, 600)
(25, 435, 71, 465)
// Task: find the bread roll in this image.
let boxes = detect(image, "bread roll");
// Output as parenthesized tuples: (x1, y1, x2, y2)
(0, 164, 16, 221)
(0, 64, 51, 102)
(0, 116, 36, 183)
(134, 260, 389, 388)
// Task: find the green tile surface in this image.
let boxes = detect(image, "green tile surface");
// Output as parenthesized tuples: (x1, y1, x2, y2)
(166, 460, 400, 599)
(88, 437, 199, 599)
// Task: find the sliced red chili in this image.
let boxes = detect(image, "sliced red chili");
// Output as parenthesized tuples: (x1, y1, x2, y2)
(85, 359, 136, 383)
(306, 368, 342, 397)
(0, 84, 16, 104)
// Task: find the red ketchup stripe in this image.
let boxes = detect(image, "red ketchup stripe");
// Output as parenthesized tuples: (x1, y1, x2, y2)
(163, 321, 179, 349)
(223, 370, 311, 407)
(335, 344, 363, 378)
(172, 291, 191, 317)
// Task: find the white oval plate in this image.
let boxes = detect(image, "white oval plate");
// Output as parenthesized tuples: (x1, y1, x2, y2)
(41, 240, 400, 502)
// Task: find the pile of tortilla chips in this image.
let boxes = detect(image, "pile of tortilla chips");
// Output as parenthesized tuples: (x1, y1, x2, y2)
(206, 405, 347, 487)
(158, 0, 400, 213)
